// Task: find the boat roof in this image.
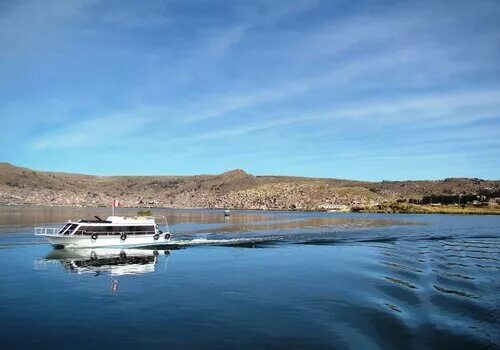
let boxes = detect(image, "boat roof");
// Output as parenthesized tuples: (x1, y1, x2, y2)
(75, 216, 156, 225)
(107, 216, 156, 224)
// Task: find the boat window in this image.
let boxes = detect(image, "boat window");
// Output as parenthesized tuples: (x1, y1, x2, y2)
(81, 226, 95, 234)
(75, 225, 107, 235)
(57, 223, 71, 234)
(73, 225, 156, 235)
(138, 226, 156, 234)
(64, 224, 79, 235)
(144, 226, 155, 234)
(74, 225, 92, 235)
(121, 226, 155, 234)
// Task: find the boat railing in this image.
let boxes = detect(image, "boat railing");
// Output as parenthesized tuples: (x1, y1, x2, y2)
(35, 227, 58, 235)
(155, 215, 170, 233)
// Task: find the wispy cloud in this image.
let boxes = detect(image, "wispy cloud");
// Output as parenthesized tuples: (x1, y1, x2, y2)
(31, 113, 153, 150)
(162, 88, 500, 143)
(173, 37, 496, 123)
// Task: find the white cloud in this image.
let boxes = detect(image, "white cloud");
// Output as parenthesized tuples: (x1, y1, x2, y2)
(31, 113, 153, 150)
(159, 88, 500, 146)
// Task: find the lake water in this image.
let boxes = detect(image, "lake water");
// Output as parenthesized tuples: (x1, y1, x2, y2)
(0, 206, 499, 349)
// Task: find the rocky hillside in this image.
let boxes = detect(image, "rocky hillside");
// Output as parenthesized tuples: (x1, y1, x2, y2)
(0, 162, 499, 211)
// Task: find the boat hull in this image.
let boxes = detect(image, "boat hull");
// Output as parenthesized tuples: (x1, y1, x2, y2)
(36, 232, 171, 248)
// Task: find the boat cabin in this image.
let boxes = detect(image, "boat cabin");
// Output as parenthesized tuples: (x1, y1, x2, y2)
(57, 216, 158, 236)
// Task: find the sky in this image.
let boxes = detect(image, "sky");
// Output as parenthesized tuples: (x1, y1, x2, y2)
(0, 0, 499, 180)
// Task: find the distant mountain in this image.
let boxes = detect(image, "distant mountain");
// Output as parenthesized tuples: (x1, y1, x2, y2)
(0, 162, 499, 213)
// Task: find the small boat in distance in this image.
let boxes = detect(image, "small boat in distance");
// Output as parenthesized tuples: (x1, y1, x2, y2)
(35, 215, 171, 248)
(224, 209, 231, 217)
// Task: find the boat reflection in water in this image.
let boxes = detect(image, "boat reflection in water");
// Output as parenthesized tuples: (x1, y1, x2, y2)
(39, 247, 171, 277)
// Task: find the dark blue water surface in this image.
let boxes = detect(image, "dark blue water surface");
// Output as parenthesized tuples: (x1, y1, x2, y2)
(0, 206, 499, 349)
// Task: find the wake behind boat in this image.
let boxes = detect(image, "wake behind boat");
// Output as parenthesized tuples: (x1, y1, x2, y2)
(35, 215, 171, 248)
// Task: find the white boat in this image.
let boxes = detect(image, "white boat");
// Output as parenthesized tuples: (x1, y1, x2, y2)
(35, 215, 171, 248)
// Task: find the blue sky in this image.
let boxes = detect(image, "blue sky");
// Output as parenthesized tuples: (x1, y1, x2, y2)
(1, 0, 499, 180)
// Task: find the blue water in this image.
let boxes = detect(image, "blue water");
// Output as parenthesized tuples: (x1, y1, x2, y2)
(0, 207, 499, 349)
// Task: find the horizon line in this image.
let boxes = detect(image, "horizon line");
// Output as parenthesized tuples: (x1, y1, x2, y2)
(1, 162, 497, 183)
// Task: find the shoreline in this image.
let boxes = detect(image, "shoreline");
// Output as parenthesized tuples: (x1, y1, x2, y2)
(1, 203, 499, 215)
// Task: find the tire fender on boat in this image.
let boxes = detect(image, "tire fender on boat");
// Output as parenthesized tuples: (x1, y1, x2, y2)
(154, 233, 159, 240)
(165, 233, 171, 240)
(91, 233, 98, 240)
(120, 233, 127, 241)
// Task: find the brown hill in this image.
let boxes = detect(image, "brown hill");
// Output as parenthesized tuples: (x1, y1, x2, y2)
(0, 162, 499, 212)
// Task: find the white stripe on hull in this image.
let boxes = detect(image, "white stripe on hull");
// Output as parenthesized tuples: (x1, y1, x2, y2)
(39, 233, 171, 248)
